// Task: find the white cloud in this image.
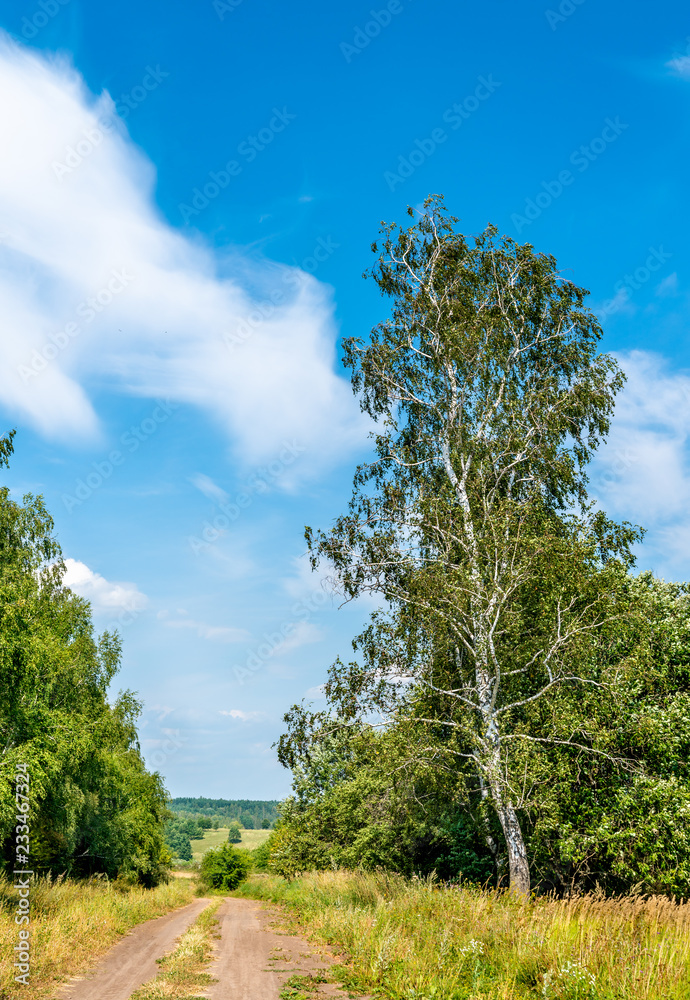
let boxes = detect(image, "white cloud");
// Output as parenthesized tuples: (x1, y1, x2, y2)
(304, 684, 326, 700)
(594, 286, 635, 319)
(0, 38, 367, 468)
(63, 557, 148, 613)
(219, 709, 261, 721)
(667, 55, 690, 80)
(590, 351, 690, 575)
(282, 552, 337, 602)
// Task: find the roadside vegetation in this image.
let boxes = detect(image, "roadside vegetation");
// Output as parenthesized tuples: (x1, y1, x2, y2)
(238, 870, 690, 1000)
(273, 200, 690, 899)
(244, 201, 690, 997)
(0, 874, 193, 1000)
(0, 432, 169, 885)
(199, 843, 251, 892)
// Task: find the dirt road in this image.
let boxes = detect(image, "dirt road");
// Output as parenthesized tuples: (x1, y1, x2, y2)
(206, 896, 369, 999)
(60, 897, 211, 1000)
(60, 894, 368, 1000)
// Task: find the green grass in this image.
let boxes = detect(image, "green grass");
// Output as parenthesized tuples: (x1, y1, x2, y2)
(236, 870, 690, 1000)
(0, 874, 194, 1000)
(279, 972, 328, 999)
(190, 826, 270, 860)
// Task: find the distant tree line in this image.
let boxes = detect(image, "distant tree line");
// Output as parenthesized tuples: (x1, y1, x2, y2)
(169, 798, 279, 830)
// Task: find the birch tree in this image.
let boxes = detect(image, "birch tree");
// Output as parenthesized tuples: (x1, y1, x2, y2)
(304, 198, 639, 893)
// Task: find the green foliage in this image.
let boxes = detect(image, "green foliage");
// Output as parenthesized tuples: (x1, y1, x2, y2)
(199, 843, 251, 891)
(275, 572, 690, 895)
(0, 435, 169, 885)
(164, 821, 193, 861)
(273, 720, 493, 882)
(250, 833, 275, 872)
(295, 200, 656, 892)
(227, 820, 242, 843)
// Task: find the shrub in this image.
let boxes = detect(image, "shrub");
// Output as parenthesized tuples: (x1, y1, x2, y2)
(251, 833, 275, 872)
(227, 820, 242, 843)
(200, 844, 251, 891)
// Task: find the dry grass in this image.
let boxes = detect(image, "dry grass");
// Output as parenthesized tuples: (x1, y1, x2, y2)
(129, 900, 221, 999)
(237, 870, 690, 999)
(0, 874, 194, 1000)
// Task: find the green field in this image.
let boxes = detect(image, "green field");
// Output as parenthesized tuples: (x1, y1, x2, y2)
(190, 826, 270, 860)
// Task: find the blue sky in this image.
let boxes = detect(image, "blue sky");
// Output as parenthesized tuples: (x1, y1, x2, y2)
(0, 0, 688, 798)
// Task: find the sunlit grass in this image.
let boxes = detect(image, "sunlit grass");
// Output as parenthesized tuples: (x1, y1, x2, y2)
(189, 826, 270, 860)
(237, 870, 690, 999)
(0, 874, 194, 1000)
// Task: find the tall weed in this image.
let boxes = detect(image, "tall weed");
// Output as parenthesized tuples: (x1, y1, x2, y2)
(237, 871, 690, 999)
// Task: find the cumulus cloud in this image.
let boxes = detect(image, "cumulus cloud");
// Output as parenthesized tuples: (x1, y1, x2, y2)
(304, 684, 326, 700)
(0, 37, 367, 467)
(590, 351, 690, 575)
(63, 557, 148, 613)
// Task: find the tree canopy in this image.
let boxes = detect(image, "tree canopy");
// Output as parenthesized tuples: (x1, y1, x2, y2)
(0, 431, 169, 885)
(273, 200, 689, 895)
